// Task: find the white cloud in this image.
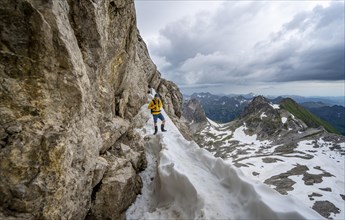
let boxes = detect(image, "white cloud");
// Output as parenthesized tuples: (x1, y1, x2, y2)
(150, 54, 171, 70)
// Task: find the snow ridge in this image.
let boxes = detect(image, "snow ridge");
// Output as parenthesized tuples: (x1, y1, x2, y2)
(126, 104, 323, 219)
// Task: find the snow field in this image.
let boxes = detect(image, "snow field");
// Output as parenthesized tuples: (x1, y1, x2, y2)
(228, 138, 344, 219)
(231, 125, 272, 146)
(198, 111, 345, 219)
(126, 103, 324, 219)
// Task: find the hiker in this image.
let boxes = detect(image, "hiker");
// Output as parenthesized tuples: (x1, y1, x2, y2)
(148, 94, 167, 135)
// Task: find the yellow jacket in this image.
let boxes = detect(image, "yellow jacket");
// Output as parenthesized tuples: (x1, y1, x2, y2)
(148, 98, 163, 115)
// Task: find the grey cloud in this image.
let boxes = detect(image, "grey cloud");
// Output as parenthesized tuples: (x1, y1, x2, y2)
(314, 3, 344, 29)
(151, 1, 267, 67)
(155, 18, 214, 67)
(274, 44, 344, 82)
(257, 2, 344, 82)
(150, 2, 344, 88)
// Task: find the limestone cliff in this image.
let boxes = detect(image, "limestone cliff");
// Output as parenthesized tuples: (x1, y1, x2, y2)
(182, 98, 208, 134)
(0, 0, 182, 219)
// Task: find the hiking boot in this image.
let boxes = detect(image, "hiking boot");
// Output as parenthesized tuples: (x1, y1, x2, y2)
(153, 126, 158, 135)
(161, 124, 167, 132)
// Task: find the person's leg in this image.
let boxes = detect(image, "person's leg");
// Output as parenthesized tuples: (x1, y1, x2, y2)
(159, 114, 167, 132)
(153, 115, 158, 134)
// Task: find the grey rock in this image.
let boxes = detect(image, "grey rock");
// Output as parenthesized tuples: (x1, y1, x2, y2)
(5, 123, 22, 134)
(312, 201, 340, 219)
(252, 172, 260, 176)
(89, 157, 142, 220)
(0, 0, 184, 219)
(158, 79, 183, 118)
(183, 98, 207, 124)
(100, 117, 130, 154)
(262, 158, 284, 163)
(319, 187, 332, 192)
(182, 99, 208, 133)
(308, 192, 323, 197)
(340, 194, 345, 201)
(92, 157, 109, 188)
(0, 127, 7, 141)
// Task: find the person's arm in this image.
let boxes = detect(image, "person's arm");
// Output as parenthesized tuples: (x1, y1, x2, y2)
(148, 101, 155, 109)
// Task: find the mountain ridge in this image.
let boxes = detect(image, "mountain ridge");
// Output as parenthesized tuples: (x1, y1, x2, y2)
(183, 94, 345, 218)
(187, 92, 344, 134)
(280, 98, 340, 134)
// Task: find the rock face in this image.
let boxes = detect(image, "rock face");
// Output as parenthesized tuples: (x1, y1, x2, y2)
(183, 98, 207, 124)
(182, 98, 208, 133)
(188, 92, 251, 123)
(157, 79, 193, 140)
(237, 96, 309, 140)
(0, 0, 183, 219)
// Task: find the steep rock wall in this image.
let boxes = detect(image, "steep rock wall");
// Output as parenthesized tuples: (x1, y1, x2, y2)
(157, 79, 192, 140)
(0, 0, 182, 219)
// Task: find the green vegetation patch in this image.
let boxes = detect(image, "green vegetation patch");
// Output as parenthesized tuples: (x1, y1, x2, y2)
(280, 98, 340, 135)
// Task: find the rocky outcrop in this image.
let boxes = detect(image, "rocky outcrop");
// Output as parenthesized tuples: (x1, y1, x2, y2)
(157, 79, 182, 118)
(0, 0, 182, 219)
(157, 79, 192, 140)
(236, 96, 309, 139)
(89, 130, 146, 220)
(183, 98, 207, 124)
(182, 98, 208, 133)
(241, 96, 273, 117)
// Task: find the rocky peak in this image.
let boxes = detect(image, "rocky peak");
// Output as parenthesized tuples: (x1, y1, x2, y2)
(252, 95, 268, 103)
(236, 96, 310, 139)
(242, 95, 275, 118)
(182, 98, 207, 124)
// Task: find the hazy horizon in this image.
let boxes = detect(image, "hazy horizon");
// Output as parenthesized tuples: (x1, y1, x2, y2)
(182, 90, 345, 98)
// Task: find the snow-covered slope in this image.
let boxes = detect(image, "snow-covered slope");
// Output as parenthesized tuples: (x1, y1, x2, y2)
(196, 120, 345, 219)
(126, 102, 323, 219)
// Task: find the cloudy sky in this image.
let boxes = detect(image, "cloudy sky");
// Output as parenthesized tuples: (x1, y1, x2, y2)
(135, 1, 344, 97)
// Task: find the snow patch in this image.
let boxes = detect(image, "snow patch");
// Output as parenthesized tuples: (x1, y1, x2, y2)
(207, 118, 220, 128)
(240, 99, 246, 104)
(260, 112, 268, 120)
(231, 125, 258, 145)
(270, 103, 280, 109)
(281, 117, 287, 124)
(230, 125, 272, 146)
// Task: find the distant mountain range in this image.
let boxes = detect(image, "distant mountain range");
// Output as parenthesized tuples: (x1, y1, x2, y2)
(185, 92, 345, 135)
(302, 105, 345, 135)
(278, 95, 344, 107)
(185, 92, 251, 123)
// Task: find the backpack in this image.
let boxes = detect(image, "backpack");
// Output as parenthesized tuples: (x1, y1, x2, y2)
(151, 99, 161, 114)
